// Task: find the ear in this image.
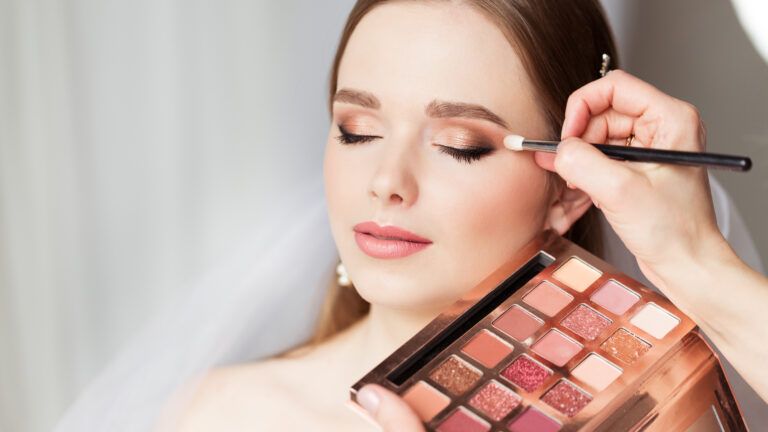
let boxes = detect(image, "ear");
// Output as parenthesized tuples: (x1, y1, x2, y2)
(544, 180, 594, 235)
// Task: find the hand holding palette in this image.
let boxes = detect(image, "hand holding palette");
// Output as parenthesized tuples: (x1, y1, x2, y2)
(349, 231, 746, 431)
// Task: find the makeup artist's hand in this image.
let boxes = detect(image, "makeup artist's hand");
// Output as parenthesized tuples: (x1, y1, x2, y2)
(536, 70, 768, 403)
(357, 384, 425, 431)
(535, 69, 732, 297)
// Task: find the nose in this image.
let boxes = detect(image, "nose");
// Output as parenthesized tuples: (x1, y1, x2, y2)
(368, 140, 419, 208)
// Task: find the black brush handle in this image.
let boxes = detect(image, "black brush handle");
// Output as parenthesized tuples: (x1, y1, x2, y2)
(593, 144, 752, 172)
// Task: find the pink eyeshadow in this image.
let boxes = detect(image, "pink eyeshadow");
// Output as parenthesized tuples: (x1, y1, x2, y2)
(436, 407, 490, 432)
(560, 304, 612, 341)
(500, 355, 552, 392)
(541, 380, 593, 417)
(590, 280, 640, 315)
(469, 380, 521, 421)
(493, 305, 543, 342)
(523, 281, 573, 317)
(531, 329, 583, 367)
(507, 407, 561, 432)
(461, 330, 514, 368)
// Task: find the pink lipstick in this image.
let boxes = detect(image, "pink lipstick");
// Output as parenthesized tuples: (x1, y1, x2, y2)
(353, 221, 432, 259)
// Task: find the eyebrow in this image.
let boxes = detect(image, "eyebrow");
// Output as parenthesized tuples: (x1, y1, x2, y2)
(333, 88, 509, 129)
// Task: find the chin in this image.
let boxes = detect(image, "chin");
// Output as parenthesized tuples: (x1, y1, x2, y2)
(352, 274, 461, 311)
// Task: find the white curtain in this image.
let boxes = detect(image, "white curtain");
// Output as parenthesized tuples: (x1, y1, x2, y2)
(0, 1, 354, 431)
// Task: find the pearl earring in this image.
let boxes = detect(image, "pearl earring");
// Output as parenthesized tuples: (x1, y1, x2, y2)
(336, 261, 352, 287)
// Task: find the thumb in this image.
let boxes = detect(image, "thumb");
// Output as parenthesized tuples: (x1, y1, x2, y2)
(357, 384, 426, 432)
(554, 137, 645, 213)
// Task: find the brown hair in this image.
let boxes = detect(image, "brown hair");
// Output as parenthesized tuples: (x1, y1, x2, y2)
(311, 0, 617, 344)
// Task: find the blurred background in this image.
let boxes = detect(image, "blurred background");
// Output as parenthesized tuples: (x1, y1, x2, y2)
(0, 1, 765, 431)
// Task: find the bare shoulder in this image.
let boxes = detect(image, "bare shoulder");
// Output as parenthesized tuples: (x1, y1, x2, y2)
(165, 350, 314, 432)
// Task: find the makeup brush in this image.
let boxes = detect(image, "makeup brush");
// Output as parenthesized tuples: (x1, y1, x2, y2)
(503, 135, 752, 172)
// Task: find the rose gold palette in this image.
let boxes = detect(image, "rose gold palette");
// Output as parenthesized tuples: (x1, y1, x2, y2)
(349, 231, 747, 431)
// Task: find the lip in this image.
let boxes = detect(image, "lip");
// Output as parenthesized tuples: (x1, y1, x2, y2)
(353, 221, 433, 259)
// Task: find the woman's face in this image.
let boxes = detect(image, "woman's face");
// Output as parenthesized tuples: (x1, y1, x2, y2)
(324, 2, 560, 311)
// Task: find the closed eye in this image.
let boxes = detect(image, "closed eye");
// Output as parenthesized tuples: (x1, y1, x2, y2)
(336, 124, 381, 145)
(435, 144, 494, 164)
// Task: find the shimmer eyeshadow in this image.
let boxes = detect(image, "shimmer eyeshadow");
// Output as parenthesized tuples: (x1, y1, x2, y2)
(629, 303, 680, 339)
(531, 329, 583, 367)
(523, 281, 574, 317)
(401, 381, 451, 422)
(551, 257, 602, 292)
(493, 305, 544, 342)
(429, 355, 482, 396)
(507, 407, 561, 432)
(469, 380, 521, 421)
(541, 380, 593, 417)
(462, 330, 514, 368)
(560, 304, 612, 341)
(601, 328, 651, 364)
(436, 407, 490, 432)
(571, 354, 623, 391)
(590, 280, 640, 315)
(501, 354, 552, 392)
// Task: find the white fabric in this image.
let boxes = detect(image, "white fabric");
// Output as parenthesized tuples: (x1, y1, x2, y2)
(731, 0, 768, 66)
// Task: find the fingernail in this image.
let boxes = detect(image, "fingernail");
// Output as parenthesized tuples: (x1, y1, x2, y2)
(357, 385, 381, 415)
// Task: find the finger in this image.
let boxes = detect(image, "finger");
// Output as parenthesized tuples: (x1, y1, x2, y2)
(534, 151, 556, 172)
(357, 384, 425, 432)
(562, 70, 667, 139)
(579, 109, 639, 145)
(554, 137, 651, 213)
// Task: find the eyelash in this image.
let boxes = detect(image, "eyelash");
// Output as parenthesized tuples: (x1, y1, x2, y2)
(336, 124, 493, 164)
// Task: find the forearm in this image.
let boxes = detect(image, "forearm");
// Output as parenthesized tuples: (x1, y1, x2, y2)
(654, 238, 768, 403)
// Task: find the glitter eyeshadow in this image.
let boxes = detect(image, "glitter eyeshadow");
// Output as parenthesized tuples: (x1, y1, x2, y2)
(560, 304, 612, 341)
(600, 328, 651, 364)
(436, 407, 491, 432)
(429, 355, 483, 396)
(541, 380, 593, 417)
(501, 355, 552, 392)
(469, 380, 521, 421)
(507, 407, 562, 432)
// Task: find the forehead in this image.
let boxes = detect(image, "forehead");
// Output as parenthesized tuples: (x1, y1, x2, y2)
(337, 2, 543, 130)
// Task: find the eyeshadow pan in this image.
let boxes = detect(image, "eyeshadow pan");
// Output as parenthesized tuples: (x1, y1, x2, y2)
(493, 305, 544, 342)
(501, 354, 552, 392)
(523, 281, 574, 317)
(429, 355, 483, 396)
(531, 329, 583, 367)
(590, 280, 640, 315)
(571, 353, 623, 391)
(541, 380, 593, 417)
(629, 303, 680, 339)
(469, 380, 521, 422)
(507, 407, 561, 432)
(551, 257, 602, 292)
(561, 304, 612, 341)
(401, 381, 451, 422)
(436, 407, 491, 432)
(462, 330, 514, 368)
(600, 328, 651, 364)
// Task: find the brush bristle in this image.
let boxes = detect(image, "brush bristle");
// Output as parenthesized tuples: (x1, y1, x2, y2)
(503, 134, 525, 151)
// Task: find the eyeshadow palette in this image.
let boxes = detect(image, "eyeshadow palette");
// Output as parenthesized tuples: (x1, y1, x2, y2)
(349, 231, 746, 431)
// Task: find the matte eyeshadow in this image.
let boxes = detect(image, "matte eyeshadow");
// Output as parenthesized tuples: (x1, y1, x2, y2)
(561, 304, 612, 341)
(500, 354, 552, 392)
(531, 329, 583, 367)
(523, 281, 574, 317)
(461, 330, 514, 368)
(469, 380, 521, 421)
(629, 303, 680, 339)
(401, 381, 451, 422)
(541, 380, 593, 417)
(436, 407, 490, 432)
(551, 257, 602, 292)
(571, 353, 623, 391)
(507, 407, 561, 432)
(493, 305, 544, 342)
(600, 328, 651, 364)
(429, 355, 483, 396)
(590, 280, 640, 315)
